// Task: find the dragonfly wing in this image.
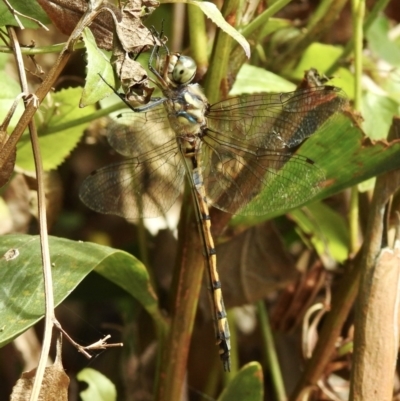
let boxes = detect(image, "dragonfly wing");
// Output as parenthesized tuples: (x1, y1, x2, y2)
(107, 104, 175, 158)
(202, 140, 325, 216)
(202, 87, 346, 216)
(80, 139, 185, 218)
(206, 87, 347, 150)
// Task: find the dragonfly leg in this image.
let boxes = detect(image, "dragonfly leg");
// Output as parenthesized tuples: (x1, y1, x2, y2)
(148, 27, 170, 84)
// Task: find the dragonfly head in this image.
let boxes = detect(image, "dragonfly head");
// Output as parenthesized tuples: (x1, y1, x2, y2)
(166, 54, 197, 87)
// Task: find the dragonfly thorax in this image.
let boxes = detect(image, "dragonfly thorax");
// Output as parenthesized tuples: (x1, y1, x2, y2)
(165, 83, 208, 137)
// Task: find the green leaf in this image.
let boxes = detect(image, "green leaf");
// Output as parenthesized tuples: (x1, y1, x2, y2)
(367, 15, 400, 68)
(77, 368, 117, 401)
(306, 114, 400, 199)
(258, 17, 293, 39)
(0, 234, 158, 348)
(290, 202, 349, 264)
(381, 72, 400, 106)
(95, 247, 164, 329)
(16, 87, 96, 171)
(81, 28, 115, 107)
(291, 43, 343, 78)
(291, 43, 355, 98)
(233, 113, 400, 225)
(218, 362, 264, 401)
(361, 92, 399, 140)
(0, 69, 24, 129)
(0, 0, 50, 29)
(163, 0, 250, 58)
(230, 65, 295, 95)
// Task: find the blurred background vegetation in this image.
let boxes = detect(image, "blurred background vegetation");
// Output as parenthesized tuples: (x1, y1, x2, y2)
(1, 0, 400, 400)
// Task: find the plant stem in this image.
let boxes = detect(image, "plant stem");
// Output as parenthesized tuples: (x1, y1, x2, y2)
(289, 167, 400, 400)
(204, 0, 240, 103)
(326, 0, 391, 75)
(240, 0, 292, 39)
(188, 3, 208, 76)
(39, 102, 125, 135)
(349, 0, 364, 256)
(257, 301, 286, 401)
(273, 0, 348, 73)
(155, 183, 205, 401)
(0, 41, 85, 55)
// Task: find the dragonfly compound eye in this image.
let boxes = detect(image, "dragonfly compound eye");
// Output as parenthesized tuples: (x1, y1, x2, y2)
(172, 56, 197, 85)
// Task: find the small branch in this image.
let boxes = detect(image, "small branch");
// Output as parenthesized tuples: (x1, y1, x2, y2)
(3, 3, 116, 401)
(273, 0, 348, 72)
(1, 0, 106, 173)
(54, 320, 123, 359)
(7, 25, 52, 401)
(326, 0, 392, 76)
(0, 92, 26, 132)
(0, 42, 86, 55)
(257, 301, 286, 401)
(204, 0, 240, 103)
(3, 0, 49, 30)
(289, 167, 400, 401)
(187, 4, 208, 76)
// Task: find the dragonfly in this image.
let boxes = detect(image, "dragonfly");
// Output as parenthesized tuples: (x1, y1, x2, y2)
(79, 41, 348, 371)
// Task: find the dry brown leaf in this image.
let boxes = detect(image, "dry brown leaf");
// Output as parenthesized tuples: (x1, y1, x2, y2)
(113, 0, 157, 54)
(24, 171, 64, 230)
(198, 221, 299, 318)
(1, 174, 31, 234)
(152, 223, 298, 318)
(38, 0, 159, 104)
(219, 222, 299, 306)
(10, 365, 69, 401)
(111, 40, 154, 106)
(271, 260, 327, 332)
(10, 335, 69, 401)
(0, 130, 16, 188)
(0, 93, 24, 189)
(37, 0, 117, 50)
(110, 0, 159, 104)
(1, 172, 63, 234)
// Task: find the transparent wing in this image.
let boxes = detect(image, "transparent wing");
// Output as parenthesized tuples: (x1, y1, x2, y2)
(202, 140, 325, 216)
(79, 139, 185, 218)
(206, 86, 347, 149)
(202, 86, 347, 215)
(107, 104, 175, 158)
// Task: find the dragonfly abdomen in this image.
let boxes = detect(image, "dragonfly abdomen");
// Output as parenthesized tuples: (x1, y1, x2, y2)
(193, 165, 231, 371)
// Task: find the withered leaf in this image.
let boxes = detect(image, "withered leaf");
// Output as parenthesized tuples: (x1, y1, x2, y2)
(1, 174, 31, 234)
(111, 0, 159, 104)
(38, 0, 159, 104)
(111, 46, 154, 106)
(37, 0, 118, 50)
(271, 261, 327, 332)
(114, 0, 157, 54)
(25, 171, 64, 230)
(0, 130, 16, 188)
(199, 222, 299, 318)
(10, 365, 69, 401)
(10, 334, 69, 401)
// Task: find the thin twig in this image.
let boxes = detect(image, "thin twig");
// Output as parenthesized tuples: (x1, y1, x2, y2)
(7, 25, 53, 401)
(3, 0, 49, 30)
(1, 1, 108, 173)
(54, 320, 123, 359)
(3, 3, 113, 401)
(0, 92, 26, 131)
